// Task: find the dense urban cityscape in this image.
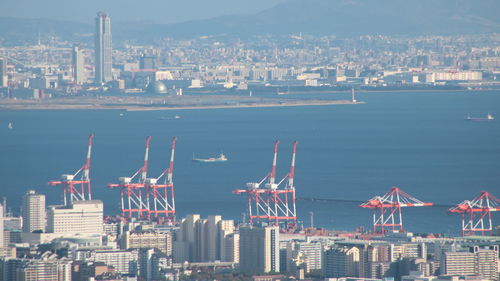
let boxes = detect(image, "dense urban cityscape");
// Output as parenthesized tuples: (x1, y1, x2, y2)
(0, 5, 499, 281)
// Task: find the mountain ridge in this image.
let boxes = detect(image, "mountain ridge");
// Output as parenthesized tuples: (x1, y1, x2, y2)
(0, 0, 499, 45)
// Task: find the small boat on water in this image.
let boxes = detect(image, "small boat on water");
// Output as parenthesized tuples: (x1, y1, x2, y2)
(7, 122, 13, 129)
(192, 153, 228, 163)
(464, 113, 494, 121)
(159, 115, 181, 120)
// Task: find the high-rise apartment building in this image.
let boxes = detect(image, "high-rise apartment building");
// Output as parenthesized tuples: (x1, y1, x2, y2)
(138, 248, 172, 281)
(474, 249, 499, 281)
(286, 240, 323, 272)
(21, 190, 46, 233)
(72, 45, 86, 84)
(46, 200, 103, 234)
(324, 246, 361, 278)
(440, 251, 476, 276)
(173, 214, 238, 263)
(239, 225, 280, 274)
(94, 12, 112, 84)
(0, 58, 6, 87)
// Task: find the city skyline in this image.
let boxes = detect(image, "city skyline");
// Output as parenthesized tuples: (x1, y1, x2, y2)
(0, 1, 499, 280)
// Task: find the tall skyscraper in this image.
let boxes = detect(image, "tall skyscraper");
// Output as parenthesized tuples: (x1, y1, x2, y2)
(72, 45, 86, 85)
(239, 225, 280, 274)
(94, 12, 112, 84)
(22, 190, 46, 233)
(0, 58, 7, 87)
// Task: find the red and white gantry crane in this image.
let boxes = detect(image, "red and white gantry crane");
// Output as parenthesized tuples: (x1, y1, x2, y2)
(448, 191, 500, 236)
(233, 141, 280, 225)
(108, 136, 151, 219)
(48, 134, 94, 206)
(145, 137, 178, 222)
(268, 141, 298, 230)
(360, 186, 433, 233)
(234, 140, 299, 231)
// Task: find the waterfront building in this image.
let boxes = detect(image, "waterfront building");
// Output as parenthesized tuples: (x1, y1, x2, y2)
(72, 45, 86, 84)
(46, 200, 103, 234)
(21, 190, 46, 233)
(0, 58, 6, 87)
(239, 225, 280, 274)
(95, 12, 112, 84)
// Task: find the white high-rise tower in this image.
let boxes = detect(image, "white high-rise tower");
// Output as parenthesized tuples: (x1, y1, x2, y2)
(95, 12, 112, 84)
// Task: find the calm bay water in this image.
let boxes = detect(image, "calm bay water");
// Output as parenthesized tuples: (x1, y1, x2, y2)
(1, 91, 499, 235)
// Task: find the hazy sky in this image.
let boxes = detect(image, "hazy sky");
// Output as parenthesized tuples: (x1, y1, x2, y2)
(1, 0, 286, 24)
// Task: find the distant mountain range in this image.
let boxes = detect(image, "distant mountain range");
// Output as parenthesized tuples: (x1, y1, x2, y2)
(1, 0, 499, 45)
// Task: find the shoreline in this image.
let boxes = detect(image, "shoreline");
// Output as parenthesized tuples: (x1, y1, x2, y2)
(0, 99, 362, 111)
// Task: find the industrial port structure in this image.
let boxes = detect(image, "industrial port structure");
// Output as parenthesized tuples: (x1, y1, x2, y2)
(47, 135, 499, 235)
(360, 187, 433, 233)
(107, 136, 178, 222)
(449, 191, 500, 236)
(48, 133, 94, 205)
(233, 140, 298, 231)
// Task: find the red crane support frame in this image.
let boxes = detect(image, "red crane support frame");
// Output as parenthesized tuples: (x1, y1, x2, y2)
(234, 141, 299, 231)
(360, 186, 433, 233)
(48, 134, 94, 206)
(108, 136, 151, 219)
(146, 137, 178, 222)
(449, 191, 500, 236)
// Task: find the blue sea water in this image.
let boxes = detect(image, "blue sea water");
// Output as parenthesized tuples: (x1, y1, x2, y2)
(1, 91, 499, 235)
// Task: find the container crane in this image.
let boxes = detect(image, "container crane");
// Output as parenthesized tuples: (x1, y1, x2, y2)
(48, 134, 93, 206)
(145, 137, 178, 222)
(107, 136, 151, 218)
(233, 141, 280, 225)
(360, 186, 433, 233)
(448, 191, 500, 236)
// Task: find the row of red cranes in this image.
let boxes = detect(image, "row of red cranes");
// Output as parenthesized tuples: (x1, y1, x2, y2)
(47, 135, 499, 235)
(49, 134, 177, 223)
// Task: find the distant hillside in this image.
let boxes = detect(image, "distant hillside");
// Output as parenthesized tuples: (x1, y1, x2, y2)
(0, 17, 92, 46)
(1, 0, 499, 45)
(161, 0, 500, 37)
